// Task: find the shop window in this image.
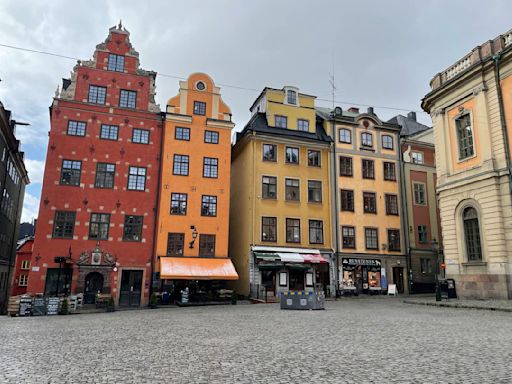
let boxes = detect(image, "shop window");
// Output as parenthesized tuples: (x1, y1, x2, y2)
(275, 115, 287, 128)
(368, 270, 381, 289)
(362, 159, 374, 179)
(342, 226, 356, 249)
(365, 228, 378, 250)
(262, 217, 277, 242)
(340, 190, 354, 212)
(262, 176, 277, 199)
(382, 135, 394, 150)
(418, 225, 428, 243)
(175, 127, 190, 141)
(263, 144, 277, 162)
(127, 166, 146, 191)
(100, 124, 119, 141)
(107, 54, 125, 72)
(308, 180, 322, 203)
(285, 147, 299, 164)
(53, 211, 76, 239)
(309, 220, 323, 244)
(89, 213, 110, 240)
(132, 129, 149, 144)
(383, 162, 396, 181)
(361, 132, 373, 148)
(339, 128, 351, 144)
(95, 163, 115, 189)
(167, 233, 184, 256)
(67, 120, 86, 136)
(173, 155, 189, 176)
(171, 193, 187, 215)
(456, 114, 475, 160)
(44, 268, 73, 296)
(297, 119, 309, 131)
(339, 156, 353, 176)
(387, 229, 401, 251)
(199, 234, 216, 257)
(20, 260, 30, 270)
(463, 207, 482, 262)
(385, 194, 398, 215)
(88, 85, 106, 104)
(363, 192, 377, 214)
(286, 218, 300, 243)
(193, 101, 206, 115)
(123, 215, 143, 242)
(285, 178, 300, 201)
(201, 195, 217, 217)
(413, 183, 426, 205)
(120, 90, 137, 109)
(60, 160, 81, 186)
(411, 151, 424, 164)
(308, 150, 320, 167)
(204, 130, 219, 144)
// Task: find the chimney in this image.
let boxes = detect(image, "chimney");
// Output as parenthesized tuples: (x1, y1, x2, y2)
(407, 111, 417, 122)
(348, 107, 359, 114)
(367, 107, 375, 115)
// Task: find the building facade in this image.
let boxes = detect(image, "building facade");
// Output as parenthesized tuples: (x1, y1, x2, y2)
(26, 23, 162, 307)
(230, 87, 334, 299)
(11, 237, 34, 297)
(317, 106, 407, 294)
(0, 102, 29, 313)
(422, 27, 512, 299)
(154, 73, 238, 299)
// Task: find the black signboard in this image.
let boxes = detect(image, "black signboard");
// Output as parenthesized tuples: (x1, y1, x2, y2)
(47, 297, 60, 315)
(342, 258, 381, 267)
(32, 297, 46, 316)
(18, 297, 32, 317)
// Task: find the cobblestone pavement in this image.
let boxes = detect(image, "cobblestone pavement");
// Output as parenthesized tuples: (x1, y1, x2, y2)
(1, 297, 511, 383)
(404, 297, 512, 312)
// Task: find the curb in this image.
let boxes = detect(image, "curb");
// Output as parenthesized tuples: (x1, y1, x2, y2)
(403, 299, 512, 313)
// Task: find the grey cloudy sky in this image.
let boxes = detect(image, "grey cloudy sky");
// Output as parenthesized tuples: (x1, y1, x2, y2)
(0, 0, 510, 222)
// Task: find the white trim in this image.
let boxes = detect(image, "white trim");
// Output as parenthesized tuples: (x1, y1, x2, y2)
(252, 245, 320, 254)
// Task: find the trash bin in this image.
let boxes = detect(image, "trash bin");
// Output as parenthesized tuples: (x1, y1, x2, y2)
(280, 291, 325, 310)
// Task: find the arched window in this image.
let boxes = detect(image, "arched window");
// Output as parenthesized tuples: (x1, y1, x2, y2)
(361, 132, 373, 148)
(456, 114, 474, 160)
(463, 206, 482, 262)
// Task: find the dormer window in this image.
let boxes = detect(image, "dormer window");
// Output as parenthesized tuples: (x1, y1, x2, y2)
(108, 54, 125, 72)
(287, 90, 297, 105)
(275, 115, 287, 128)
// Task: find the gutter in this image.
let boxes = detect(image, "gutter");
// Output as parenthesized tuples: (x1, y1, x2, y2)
(330, 117, 341, 296)
(398, 138, 412, 294)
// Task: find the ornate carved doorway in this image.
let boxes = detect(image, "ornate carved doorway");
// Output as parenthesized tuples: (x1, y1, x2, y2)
(84, 272, 104, 304)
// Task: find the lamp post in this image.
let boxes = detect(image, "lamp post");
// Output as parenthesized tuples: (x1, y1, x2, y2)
(431, 239, 441, 301)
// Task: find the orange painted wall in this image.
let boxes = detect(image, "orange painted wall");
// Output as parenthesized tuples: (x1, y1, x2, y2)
(501, 74, 512, 159)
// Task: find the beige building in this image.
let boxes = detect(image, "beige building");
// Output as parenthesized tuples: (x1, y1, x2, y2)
(422, 28, 512, 299)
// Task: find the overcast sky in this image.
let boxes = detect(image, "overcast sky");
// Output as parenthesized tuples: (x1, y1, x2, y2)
(0, 0, 510, 223)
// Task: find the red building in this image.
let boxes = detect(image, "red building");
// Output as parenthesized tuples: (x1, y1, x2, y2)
(27, 23, 162, 307)
(11, 237, 34, 297)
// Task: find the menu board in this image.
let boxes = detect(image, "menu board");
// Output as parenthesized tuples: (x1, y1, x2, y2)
(18, 297, 32, 317)
(47, 297, 60, 315)
(32, 297, 46, 316)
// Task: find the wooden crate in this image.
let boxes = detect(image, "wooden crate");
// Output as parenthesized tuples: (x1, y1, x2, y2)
(7, 296, 21, 317)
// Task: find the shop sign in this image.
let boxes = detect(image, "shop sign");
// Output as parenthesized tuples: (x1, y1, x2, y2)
(33, 297, 46, 316)
(18, 297, 32, 317)
(341, 258, 381, 267)
(46, 297, 60, 315)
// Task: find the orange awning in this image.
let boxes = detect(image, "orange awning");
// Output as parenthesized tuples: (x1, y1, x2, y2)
(159, 257, 239, 280)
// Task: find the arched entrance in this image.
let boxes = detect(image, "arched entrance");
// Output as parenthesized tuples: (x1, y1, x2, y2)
(84, 272, 104, 304)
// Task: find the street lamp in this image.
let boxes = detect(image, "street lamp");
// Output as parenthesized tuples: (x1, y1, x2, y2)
(431, 239, 441, 301)
(189, 226, 199, 249)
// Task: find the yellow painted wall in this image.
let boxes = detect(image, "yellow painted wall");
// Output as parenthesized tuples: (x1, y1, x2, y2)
(265, 89, 316, 132)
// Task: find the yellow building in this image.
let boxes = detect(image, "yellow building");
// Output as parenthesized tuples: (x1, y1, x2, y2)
(317, 106, 406, 294)
(230, 86, 334, 299)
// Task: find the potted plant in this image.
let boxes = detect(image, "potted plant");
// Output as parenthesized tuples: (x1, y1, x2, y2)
(149, 293, 158, 309)
(59, 298, 69, 315)
(106, 296, 115, 312)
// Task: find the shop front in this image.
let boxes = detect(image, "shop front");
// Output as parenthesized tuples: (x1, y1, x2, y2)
(340, 258, 383, 295)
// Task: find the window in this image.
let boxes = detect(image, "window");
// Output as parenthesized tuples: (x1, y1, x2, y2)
(309, 220, 323, 244)
(263, 144, 277, 162)
(297, 119, 309, 131)
(388, 229, 401, 251)
(20, 260, 30, 270)
(203, 157, 218, 178)
(67, 121, 86, 136)
(108, 54, 125, 72)
(201, 195, 217, 217)
(285, 178, 300, 201)
(418, 225, 428, 244)
(262, 217, 277, 242)
(308, 150, 320, 167)
(127, 166, 146, 191)
(123, 215, 143, 242)
(286, 218, 300, 243)
(89, 213, 110, 240)
(456, 114, 474, 160)
(287, 90, 297, 105)
(204, 130, 219, 144)
(88, 85, 106, 104)
(308, 180, 322, 203)
(95, 163, 115, 189)
(365, 228, 378, 250)
(275, 115, 287, 128)
(382, 135, 394, 150)
(53, 211, 76, 239)
(262, 176, 277, 199)
(193, 101, 206, 115)
(340, 189, 354, 212)
(100, 124, 119, 141)
(413, 183, 426, 205)
(119, 89, 137, 109)
(385, 194, 399, 215)
(362, 159, 375, 179)
(170, 193, 187, 215)
(19, 275, 28, 287)
(285, 147, 299, 164)
(420, 258, 432, 274)
(342, 226, 356, 249)
(361, 132, 373, 147)
(339, 156, 353, 176)
(463, 207, 482, 262)
(199, 234, 215, 257)
(167, 233, 184, 256)
(173, 155, 189, 176)
(363, 192, 377, 214)
(175, 127, 190, 141)
(60, 160, 81, 186)
(132, 129, 149, 144)
(411, 152, 424, 164)
(383, 162, 396, 181)
(339, 128, 351, 144)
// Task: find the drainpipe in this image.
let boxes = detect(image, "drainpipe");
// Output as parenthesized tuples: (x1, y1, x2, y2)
(398, 138, 412, 294)
(330, 116, 340, 297)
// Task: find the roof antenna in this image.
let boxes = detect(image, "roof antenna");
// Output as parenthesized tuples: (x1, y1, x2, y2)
(328, 53, 336, 109)
(118, 20, 122, 29)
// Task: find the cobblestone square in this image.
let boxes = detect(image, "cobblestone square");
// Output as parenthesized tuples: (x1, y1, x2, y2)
(1, 298, 511, 383)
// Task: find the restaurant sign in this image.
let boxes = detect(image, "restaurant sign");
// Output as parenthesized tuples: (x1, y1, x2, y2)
(342, 258, 381, 267)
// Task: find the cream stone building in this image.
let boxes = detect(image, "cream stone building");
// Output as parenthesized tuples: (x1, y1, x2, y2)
(422, 28, 512, 299)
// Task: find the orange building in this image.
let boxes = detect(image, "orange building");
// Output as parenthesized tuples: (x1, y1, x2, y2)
(154, 73, 238, 300)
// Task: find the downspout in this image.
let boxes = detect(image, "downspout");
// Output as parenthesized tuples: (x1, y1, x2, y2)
(398, 138, 412, 294)
(330, 117, 341, 297)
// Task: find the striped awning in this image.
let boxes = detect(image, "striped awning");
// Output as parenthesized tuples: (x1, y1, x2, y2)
(254, 251, 328, 264)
